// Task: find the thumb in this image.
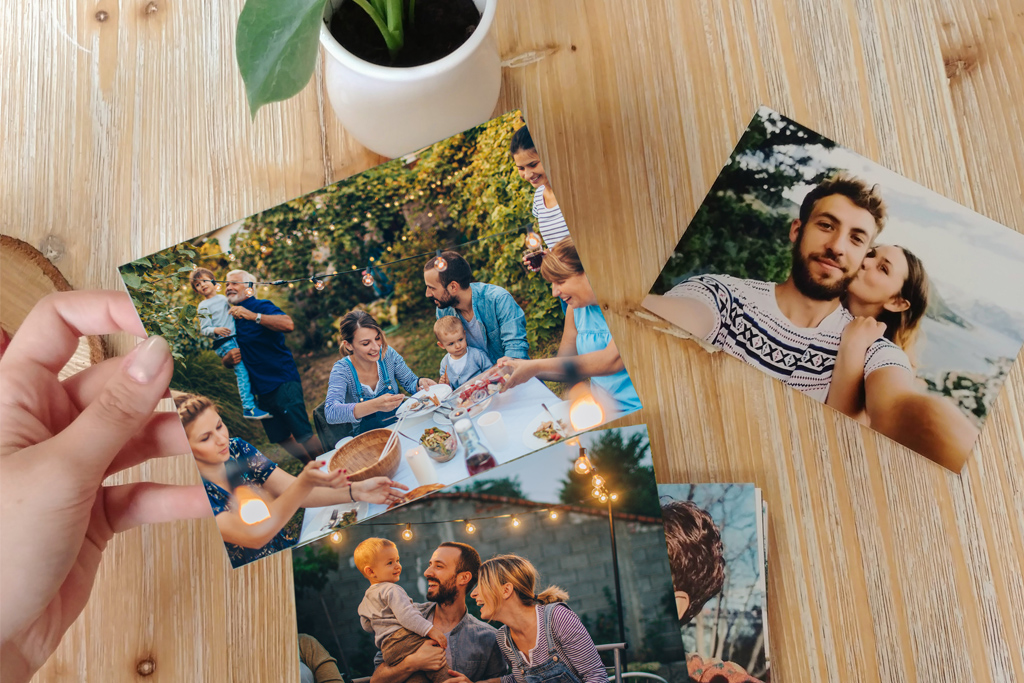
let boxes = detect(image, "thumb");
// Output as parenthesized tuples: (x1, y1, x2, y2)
(52, 336, 174, 480)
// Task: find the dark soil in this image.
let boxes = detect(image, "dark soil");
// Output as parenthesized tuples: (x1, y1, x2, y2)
(329, 0, 481, 68)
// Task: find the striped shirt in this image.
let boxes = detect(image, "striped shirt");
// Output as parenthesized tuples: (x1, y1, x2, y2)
(532, 186, 571, 248)
(665, 274, 911, 402)
(324, 347, 420, 424)
(497, 603, 606, 683)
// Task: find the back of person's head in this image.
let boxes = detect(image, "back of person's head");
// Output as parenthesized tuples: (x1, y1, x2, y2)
(189, 267, 216, 291)
(338, 310, 388, 356)
(539, 237, 584, 284)
(798, 172, 887, 237)
(423, 250, 473, 290)
(173, 393, 215, 431)
(510, 124, 535, 155)
(438, 541, 482, 591)
(353, 537, 395, 576)
(479, 553, 568, 606)
(879, 246, 929, 364)
(662, 500, 725, 624)
(433, 316, 465, 340)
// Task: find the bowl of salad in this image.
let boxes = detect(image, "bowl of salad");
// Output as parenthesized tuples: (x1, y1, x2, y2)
(419, 427, 459, 463)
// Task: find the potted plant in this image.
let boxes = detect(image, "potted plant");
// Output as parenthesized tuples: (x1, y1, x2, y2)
(236, 0, 501, 158)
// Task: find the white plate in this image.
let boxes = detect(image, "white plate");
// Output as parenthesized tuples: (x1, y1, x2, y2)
(397, 384, 453, 420)
(521, 400, 574, 450)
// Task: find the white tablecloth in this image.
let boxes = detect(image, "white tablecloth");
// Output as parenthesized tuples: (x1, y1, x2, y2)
(297, 377, 561, 545)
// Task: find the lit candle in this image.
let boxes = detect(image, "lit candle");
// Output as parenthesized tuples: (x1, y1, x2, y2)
(405, 446, 438, 486)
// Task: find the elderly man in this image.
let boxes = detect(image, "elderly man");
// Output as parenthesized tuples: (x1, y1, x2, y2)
(221, 269, 322, 464)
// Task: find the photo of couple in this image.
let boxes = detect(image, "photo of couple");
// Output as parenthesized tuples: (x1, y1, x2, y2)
(643, 107, 1024, 472)
(120, 111, 642, 567)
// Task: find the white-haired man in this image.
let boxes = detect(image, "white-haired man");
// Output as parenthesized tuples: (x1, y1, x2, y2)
(221, 270, 323, 463)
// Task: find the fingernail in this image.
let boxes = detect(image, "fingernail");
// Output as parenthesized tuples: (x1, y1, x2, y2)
(126, 336, 170, 384)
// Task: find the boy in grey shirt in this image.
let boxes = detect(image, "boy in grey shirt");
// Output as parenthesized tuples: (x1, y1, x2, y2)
(434, 317, 492, 389)
(355, 538, 449, 683)
(190, 268, 269, 420)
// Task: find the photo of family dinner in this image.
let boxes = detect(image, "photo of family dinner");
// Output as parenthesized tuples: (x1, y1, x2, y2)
(291, 425, 701, 683)
(643, 106, 1024, 472)
(118, 111, 642, 568)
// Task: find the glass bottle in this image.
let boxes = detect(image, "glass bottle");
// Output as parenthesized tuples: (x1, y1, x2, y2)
(454, 418, 498, 475)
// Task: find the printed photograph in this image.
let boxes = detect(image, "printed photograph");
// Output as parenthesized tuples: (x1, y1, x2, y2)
(643, 106, 1024, 472)
(119, 111, 642, 568)
(659, 483, 769, 683)
(291, 425, 693, 683)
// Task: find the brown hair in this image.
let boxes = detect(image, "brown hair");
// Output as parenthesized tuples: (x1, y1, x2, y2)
(799, 173, 887, 237)
(433, 316, 465, 340)
(877, 246, 929, 366)
(353, 537, 396, 575)
(478, 554, 568, 607)
(539, 237, 584, 284)
(189, 267, 216, 292)
(661, 500, 725, 624)
(438, 541, 482, 591)
(173, 393, 216, 432)
(338, 310, 388, 357)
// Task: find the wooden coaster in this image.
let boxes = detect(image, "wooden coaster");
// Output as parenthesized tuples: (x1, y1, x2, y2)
(0, 234, 107, 378)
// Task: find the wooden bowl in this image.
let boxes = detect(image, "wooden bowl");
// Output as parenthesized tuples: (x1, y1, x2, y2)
(328, 428, 401, 481)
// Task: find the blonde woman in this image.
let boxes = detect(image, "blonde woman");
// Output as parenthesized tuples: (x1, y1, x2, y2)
(469, 554, 606, 683)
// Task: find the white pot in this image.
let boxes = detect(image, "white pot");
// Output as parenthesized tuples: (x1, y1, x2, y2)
(320, 0, 501, 158)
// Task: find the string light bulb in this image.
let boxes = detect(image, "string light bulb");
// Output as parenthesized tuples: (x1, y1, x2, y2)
(570, 394, 605, 431)
(401, 524, 413, 541)
(525, 231, 543, 250)
(600, 493, 609, 503)
(592, 487, 602, 499)
(362, 271, 374, 287)
(592, 474, 605, 488)
(236, 487, 271, 525)
(215, 283, 222, 292)
(246, 283, 255, 297)
(574, 451, 593, 474)
(329, 531, 343, 544)
(549, 510, 559, 520)
(433, 250, 448, 272)
(465, 522, 476, 534)
(610, 493, 619, 501)
(511, 516, 521, 528)
(314, 278, 326, 291)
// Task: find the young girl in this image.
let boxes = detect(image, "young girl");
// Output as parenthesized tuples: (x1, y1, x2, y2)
(324, 310, 435, 436)
(826, 245, 929, 424)
(190, 268, 270, 420)
(176, 393, 407, 568)
(511, 125, 570, 263)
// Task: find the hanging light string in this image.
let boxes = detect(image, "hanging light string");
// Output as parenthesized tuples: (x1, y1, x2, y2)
(171, 224, 539, 290)
(356, 507, 554, 528)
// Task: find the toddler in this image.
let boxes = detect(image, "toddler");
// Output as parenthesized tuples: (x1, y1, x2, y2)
(355, 538, 449, 683)
(434, 317, 491, 388)
(190, 268, 270, 420)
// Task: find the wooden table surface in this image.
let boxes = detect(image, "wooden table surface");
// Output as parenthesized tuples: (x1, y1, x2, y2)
(4, 1, 1022, 681)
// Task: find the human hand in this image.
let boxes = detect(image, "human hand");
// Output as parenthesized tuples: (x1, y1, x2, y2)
(372, 393, 406, 413)
(0, 291, 210, 682)
(352, 477, 408, 506)
(840, 317, 887, 353)
(295, 460, 349, 490)
(418, 377, 438, 391)
(405, 640, 447, 672)
(496, 357, 531, 392)
(445, 670, 474, 683)
(221, 347, 242, 368)
(228, 306, 254, 321)
(213, 327, 232, 337)
(427, 626, 448, 650)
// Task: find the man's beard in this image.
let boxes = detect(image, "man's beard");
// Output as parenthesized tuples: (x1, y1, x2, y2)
(791, 240, 855, 302)
(432, 290, 455, 309)
(427, 576, 459, 606)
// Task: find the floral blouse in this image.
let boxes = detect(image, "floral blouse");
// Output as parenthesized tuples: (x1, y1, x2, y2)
(203, 437, 298, 568)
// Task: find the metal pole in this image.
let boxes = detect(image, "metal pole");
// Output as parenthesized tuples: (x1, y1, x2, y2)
(607, 497, 627, 660)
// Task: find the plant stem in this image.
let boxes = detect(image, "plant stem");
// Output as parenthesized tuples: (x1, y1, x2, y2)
(408, 0, 415, 27)
(351, 0, 403, 57)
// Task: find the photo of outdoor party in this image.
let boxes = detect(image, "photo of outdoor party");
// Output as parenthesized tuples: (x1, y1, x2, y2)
(118, 110, 642, 568)
(659, 484, 769, 682)
(642, 106, 1024, 472)
(291, 425, 697, 683)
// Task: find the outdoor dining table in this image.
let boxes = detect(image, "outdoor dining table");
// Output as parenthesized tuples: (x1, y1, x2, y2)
(297, 376, 562, 544)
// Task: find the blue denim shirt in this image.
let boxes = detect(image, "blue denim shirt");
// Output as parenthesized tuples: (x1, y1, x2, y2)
(436, 282, 529, 364)
(374, 602, 507, 680)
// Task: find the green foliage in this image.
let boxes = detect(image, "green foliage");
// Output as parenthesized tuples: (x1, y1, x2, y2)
(119, 241, 232, 362)
(451, 475, 525, 499)
(651, 109, 838, 293)
(559, 430, 659, 518)
(293, 543, 339, 595)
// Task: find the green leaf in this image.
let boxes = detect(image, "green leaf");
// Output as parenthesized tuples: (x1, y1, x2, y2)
(122, 272, 143, 290)
(129, 257, 152, 267)
(236, 0, 328, 118)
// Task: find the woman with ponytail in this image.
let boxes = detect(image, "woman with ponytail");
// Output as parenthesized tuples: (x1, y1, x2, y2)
(175, 393, 407, 567)
(470, 554, 606, 683)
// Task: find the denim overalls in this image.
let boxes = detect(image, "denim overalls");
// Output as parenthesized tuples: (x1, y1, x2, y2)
(499, 603, 584, 683)
(346, 356, 398, 436)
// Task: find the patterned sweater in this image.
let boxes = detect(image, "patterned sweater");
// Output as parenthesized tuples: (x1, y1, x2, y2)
(324, 347, 421, 425)
(496, 603, 606, 683)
